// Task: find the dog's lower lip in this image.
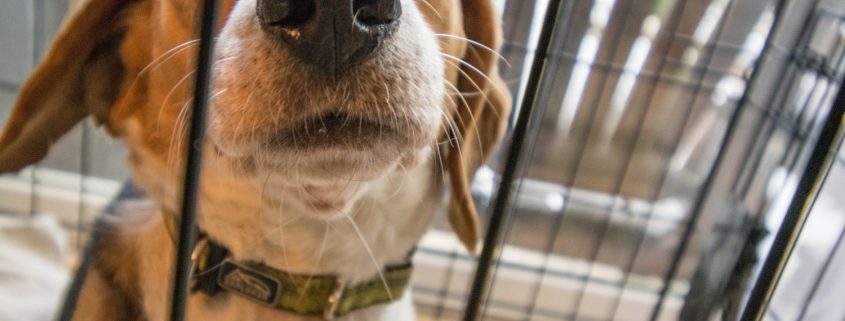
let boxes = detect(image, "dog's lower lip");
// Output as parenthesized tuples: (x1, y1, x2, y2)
(267, 112, 397, 150)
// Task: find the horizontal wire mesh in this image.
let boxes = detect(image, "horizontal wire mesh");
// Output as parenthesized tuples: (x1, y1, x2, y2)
(458, 0, 845, 320)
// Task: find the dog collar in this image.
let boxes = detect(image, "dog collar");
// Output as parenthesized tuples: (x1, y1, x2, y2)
(164, 212, 413, 320)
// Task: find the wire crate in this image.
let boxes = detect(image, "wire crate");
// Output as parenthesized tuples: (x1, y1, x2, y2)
(0, 0, 844, 320)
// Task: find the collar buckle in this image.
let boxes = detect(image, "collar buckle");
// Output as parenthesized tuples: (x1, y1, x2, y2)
(323, 277, 347, 320)
(188, 238, 209, 283)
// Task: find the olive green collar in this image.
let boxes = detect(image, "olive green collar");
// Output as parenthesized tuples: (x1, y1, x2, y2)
(164, 211, 413, 320)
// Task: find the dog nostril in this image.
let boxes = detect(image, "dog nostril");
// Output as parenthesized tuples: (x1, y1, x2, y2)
(260, 0, 402, 75)
(257, 0, 316, 27)
(353, 0, 402, 27)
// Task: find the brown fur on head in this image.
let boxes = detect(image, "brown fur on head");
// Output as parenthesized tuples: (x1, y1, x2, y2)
(0, 0, 510, 252)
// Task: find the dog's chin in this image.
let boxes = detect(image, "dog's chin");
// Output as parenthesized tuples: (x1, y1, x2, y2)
(211, 126, 428, 184)
(265, 148, 401, 184)
(211, 130, 429, 220)
(210, 106, 436, 181)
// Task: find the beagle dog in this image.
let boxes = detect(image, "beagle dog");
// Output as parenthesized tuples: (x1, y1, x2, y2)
(0, 0, 510, 320)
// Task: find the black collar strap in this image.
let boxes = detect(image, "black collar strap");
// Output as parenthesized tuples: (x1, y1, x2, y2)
(164, 212, 413, 320)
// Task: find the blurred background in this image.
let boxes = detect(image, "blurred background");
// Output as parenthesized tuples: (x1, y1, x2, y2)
(0, 0, 844, 320)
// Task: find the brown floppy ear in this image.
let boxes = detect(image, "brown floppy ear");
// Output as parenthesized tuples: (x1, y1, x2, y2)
(0, 0, 130, 172)
(447, 0, 512, 253)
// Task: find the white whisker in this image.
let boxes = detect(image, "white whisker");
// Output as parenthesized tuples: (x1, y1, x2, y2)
(418, 0, 444, 20)
(434, 33, 511, 67)
(132, 40, 200, 89)
(344, 214, 393, 300)
(297, 223, 330, 304)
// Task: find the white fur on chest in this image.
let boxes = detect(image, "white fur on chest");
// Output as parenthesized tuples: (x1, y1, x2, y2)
(127, 118, 444, 321)
(198, 154, 440, 283)
(135, 155, 441, 321)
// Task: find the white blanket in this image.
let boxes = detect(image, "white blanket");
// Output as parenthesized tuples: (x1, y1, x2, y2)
(0, 214, 70, 321)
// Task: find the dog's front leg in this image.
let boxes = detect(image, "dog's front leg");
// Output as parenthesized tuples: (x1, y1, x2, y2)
(59, 208, 165, 321)
(65, 267, 145, 321)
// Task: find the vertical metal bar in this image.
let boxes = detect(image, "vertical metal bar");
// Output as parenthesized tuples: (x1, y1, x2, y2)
(434, 251, 458, 319)
(741, 26, 838, 210)
(648, 0, 791, 319)
(738, 80, 845, 321)
(603, 0, 736, 316)
(32, 0, 45, 60)
(756, 37, 845, 212)
(473, 0, 571, 316)
(77, 120, 91, 252)
(76, 0, 92, 251)
(461, 1, 564, 320)
(168, 0, 218, 320)
(28, 0, 44, 219)
(456, 0, 547, 298)
(499, 0, 540, 101)
(543, 0, 638, 317)
(783, 32, 845, 166)
(796, 182, 845, 321)
(732, 5, 822, 196)
(477, 1, 578, 320)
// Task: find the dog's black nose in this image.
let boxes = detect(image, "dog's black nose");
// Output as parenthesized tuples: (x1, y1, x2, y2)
(257, 0, 402, 76)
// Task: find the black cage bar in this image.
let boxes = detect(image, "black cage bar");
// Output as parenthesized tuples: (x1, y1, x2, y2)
(168, 1, 218, 320)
